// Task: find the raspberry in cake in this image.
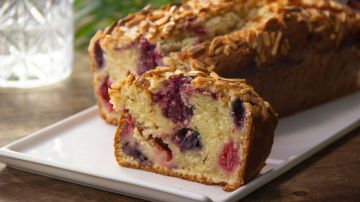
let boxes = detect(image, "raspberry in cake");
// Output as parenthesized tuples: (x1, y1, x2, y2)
(110, 68, 278, 191)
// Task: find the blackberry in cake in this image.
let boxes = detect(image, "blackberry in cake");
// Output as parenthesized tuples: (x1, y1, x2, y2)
(89, 0, 360, 124)
(109, 68, 278, 191)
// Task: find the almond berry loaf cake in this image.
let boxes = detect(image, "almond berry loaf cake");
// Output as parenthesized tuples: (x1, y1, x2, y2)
(89, 0, 360, 124)
(109, 68, 278, 191)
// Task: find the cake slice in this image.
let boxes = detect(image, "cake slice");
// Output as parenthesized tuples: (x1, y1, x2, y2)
(109, 68, 277, 191)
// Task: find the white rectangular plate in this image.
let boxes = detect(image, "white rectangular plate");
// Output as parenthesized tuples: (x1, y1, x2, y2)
(1, 92, 360, 202)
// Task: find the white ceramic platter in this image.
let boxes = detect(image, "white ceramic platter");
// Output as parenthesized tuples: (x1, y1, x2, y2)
(1, 92, 360, 202)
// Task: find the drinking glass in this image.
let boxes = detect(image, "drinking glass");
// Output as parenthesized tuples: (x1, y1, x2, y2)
(0, 0, 73, 88)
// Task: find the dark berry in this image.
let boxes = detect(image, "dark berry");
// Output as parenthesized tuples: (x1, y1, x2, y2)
(136, 38, 163, 75)
(231, 98, 245, 128)
(122, 142, 149, 164)
(120, 115, 134, 137)
(348, 0, 360, 11)
(152, 76, 193, 124)
(172, 128, 202, 152)
(154, 137, 173, 161)
(218, 140, 240, 172)
(98, 76, 113, 111)
(94, 40, 104, 69)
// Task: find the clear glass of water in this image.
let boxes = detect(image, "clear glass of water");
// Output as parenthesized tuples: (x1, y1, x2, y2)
(0, 0, 73, 88)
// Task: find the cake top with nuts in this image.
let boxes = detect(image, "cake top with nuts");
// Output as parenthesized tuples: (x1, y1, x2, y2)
(111, 67, 277, 120)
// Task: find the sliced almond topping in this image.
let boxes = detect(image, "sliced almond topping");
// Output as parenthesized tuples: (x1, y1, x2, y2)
(126, 15, 145, 27)
(151, 11, 165, 21)
(338, 12, 347, 23)
(210, 72, 220, 80)
(209, 37, 223, 56)
(214, 46, 224, 56)
(271, 32, 282, 56)
(315, 25, 327, 33)
(162, 21, 175, 34)
(155, 15, 170, 26)
(223, 45, 231, 56)
(188, 45, 206, 56)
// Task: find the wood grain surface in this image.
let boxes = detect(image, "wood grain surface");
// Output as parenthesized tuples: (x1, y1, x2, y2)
(0, 53, 359, 202)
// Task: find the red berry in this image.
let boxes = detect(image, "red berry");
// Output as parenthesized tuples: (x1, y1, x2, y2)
(120, 115, 134, 138)
(136, 38, 163, 75)
(154, 137, 173, 161)
(98, 76, 113, 112)
(94, 40, 104, 69)
(152, 76, 193, 124)
(218, 140, 240, 172)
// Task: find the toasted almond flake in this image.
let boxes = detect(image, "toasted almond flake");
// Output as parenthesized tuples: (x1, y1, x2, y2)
(329, 1, 342, 10)
(191, 60, 206, 71)
(123, 14, 135, 24)
(223, 45, 231, 56)
(142, 4, 152, 11)
(210, 72, 220, 80)
(248, 32, 257, 49)
(180, 10, 193, 18)
(155, 15, 170, 26)
(126, 15, 145, 27)
(214, 46, 224, 55)
(228, 41, 238, 50)
(207, 65, 216, 72)
(271, 32, 282, 56)
(151, 10, 165, 21)
(204, 57, 216, 65)
(323, 10, 330, 18)
(188, 45, 206, 56)
(148, 26, 157, 34)
(209, 37, 223, 56)
(169, 5, 177, 14)
(162, 21, 175, 33)
(338, 12, 347, 23)
(139, 21, 150, 32)
(315, 25, 327, 33)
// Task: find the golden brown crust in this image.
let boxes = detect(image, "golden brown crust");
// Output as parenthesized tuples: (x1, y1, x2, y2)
(180, 0, 360, 74)
(95, 0, 265, 45)
(241, 102, 278, 186)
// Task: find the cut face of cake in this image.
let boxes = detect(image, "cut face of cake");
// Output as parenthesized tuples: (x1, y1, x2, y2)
(110, 68, 278, 191)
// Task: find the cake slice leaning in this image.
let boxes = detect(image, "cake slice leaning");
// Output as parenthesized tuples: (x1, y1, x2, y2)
(109, 68, 278, 191)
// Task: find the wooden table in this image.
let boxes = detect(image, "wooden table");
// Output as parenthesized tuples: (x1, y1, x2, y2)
(0, 53, 359, 202)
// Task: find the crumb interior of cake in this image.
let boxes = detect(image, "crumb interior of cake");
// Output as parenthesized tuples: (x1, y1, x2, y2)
(113, 75, 249, 185)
